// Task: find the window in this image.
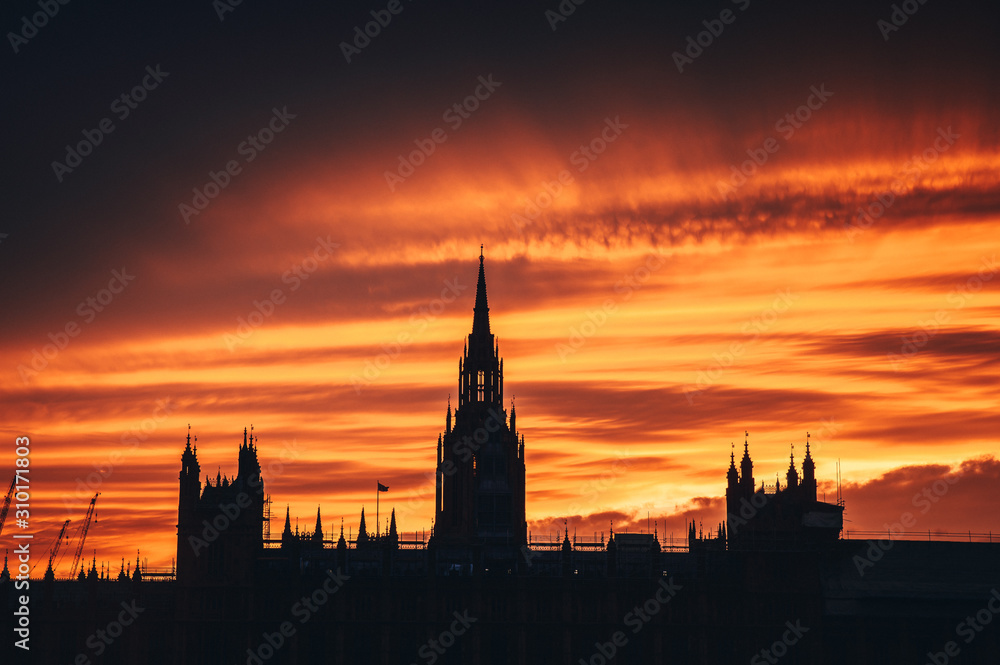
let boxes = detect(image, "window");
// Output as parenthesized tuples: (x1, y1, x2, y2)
(477, 370, 485, 401)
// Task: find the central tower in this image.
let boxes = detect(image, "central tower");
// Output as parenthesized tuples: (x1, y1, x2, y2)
(434, 249, 526, 553)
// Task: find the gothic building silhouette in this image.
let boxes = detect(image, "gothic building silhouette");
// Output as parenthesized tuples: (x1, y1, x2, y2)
(177, 427, 264, 586)
(724, 434, 843, 549)
(435, 250, 527, 557)
(6, 250, 1000, 665)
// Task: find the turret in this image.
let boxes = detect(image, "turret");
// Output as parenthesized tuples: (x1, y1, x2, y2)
(238, 426, 262, 482)
(357, 508, 369, 546)
(786, 444, 799, 489)
(801, 433, 817, 501)
(739, 432, 754, 492)
(388, 509, 398, 547)
(281, 506, 293, 543)
(337, 519, 347, 569)
(177, 426, 201, 582)
(727, 443, 739, 489)
(179, 426, 201, 509)
(561, 524, 572, 576)
(312, 507, 323, 545)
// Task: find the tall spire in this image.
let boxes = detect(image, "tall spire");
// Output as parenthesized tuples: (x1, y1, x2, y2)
(801, 432, 817, 500)
(181, 425, 199, 477)
(803, 432, 815, 468)
(786, 442, 799, 488)
(313, 507, 323, 543)
(357, 507, 369, 546)
(740, 430, 753, 488)
(727, 442, 739, 486)
(472, 248, 490, 336)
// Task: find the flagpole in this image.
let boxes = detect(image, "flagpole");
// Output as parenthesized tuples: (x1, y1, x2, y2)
(376, 481, 379, 541)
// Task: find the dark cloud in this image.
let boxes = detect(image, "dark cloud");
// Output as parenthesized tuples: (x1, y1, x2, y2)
(841, 456, 1000, 534)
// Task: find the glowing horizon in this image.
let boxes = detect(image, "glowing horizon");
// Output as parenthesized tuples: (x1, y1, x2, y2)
(2, 1, 999, 577)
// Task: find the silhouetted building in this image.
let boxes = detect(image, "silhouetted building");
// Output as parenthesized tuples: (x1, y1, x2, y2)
(432, 249, 527, 567)
(7, 250, 999, 665)
(725, 433, 843, 549)
(176, 427, 264, 586)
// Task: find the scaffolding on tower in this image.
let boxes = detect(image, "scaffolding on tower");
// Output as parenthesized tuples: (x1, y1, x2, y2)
(263, 494, 272, 541)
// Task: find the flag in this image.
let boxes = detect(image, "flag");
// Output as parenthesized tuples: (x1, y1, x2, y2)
(378, 482, 389, 492)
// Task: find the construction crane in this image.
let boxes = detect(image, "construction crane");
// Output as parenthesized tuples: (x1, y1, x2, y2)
(32, 519, 70, 576)
(0, 477, 14, 538)
(70, 493, 99, 579)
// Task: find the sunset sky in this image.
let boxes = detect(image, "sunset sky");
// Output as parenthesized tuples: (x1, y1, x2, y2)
(2, 0, 998, 574)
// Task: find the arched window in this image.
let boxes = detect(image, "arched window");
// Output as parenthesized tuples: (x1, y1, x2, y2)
(477, 370, 485, 401)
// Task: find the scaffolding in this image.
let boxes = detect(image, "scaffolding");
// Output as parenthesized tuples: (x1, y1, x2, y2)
(263, 494, 272, 541)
